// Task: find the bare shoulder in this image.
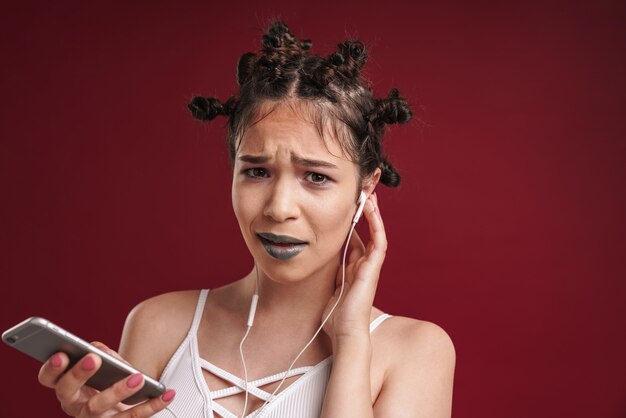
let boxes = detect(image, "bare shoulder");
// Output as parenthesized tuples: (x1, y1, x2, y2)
(372, 316, 456, 418)
(122, 290, 200, 338)
(119, 290, 201, 379)
(380, 316, 455, 359)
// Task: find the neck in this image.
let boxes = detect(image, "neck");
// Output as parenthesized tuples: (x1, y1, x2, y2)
(244, 256, 339, 325)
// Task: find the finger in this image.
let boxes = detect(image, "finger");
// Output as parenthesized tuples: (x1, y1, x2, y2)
(91, 340, 111, 353)
(38, 352, 70, 388)
(55, 353, 102, 404)
(363, 194, 387, 259)
(82, 373, 146, 415)
(118, 389, 176, 418)
(91, 341, 129, 364)
(335, 228, 365, 288)
(335, 229, 365, 289)
(347, 229, 366, 265)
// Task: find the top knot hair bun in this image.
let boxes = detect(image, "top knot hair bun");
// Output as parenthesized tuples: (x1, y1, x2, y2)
(188, 19, 414, 188)
(378, 88, 413, 125)
(328, 41, 367, 80)
(261, 21, 300, 53)
(187, 96, 235, 121)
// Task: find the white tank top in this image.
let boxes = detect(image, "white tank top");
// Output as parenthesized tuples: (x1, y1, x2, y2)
(153, 289, 391, 418)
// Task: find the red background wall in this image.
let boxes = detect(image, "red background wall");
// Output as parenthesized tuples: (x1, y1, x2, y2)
(1, 1, 624, 417)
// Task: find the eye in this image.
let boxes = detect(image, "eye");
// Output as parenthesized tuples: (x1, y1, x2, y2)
(305, 172, 329, 185)
(244, 167, 269, 178)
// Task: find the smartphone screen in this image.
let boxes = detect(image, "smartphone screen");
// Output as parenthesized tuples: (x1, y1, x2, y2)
(2, 317, 165, 404)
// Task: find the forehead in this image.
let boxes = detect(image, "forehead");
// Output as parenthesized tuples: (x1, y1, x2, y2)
(236, 102, 350, 162)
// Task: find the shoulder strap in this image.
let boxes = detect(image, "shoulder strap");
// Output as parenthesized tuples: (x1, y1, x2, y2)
(189, 289, 209, 335)
(369, 313, 392, 333)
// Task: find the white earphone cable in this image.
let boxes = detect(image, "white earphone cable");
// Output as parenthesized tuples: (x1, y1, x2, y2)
(239, 325, 253, 417)
(252, 219, 357, 417)
(239, 264, 260, 418)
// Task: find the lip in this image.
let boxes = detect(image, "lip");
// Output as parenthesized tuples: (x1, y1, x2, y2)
(256, 232, 308, 260)
(256, 232, 308, 244)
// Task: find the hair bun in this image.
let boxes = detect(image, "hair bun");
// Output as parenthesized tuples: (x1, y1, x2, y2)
(262, 34, 281, 49)
(300, 39, 313, 50)
(262, 20, 300, 52)
(329, 41, 367, 79)
(329, 52, 344, 66)
(378, 88, 412, 125)
(379, 158, 401, 187)
(349, 42, 364, 59)
(187, 95, 235, 121)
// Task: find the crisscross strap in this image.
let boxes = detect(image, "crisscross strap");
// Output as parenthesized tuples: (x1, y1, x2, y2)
(200, 358, 313, 401)
(201, 358, 320, 418)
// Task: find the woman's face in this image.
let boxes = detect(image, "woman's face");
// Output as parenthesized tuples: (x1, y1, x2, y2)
(231, 103, 363, 284)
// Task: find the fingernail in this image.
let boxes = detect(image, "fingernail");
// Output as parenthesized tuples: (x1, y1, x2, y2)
(82, 355, 96, 371)
(161, 389, 176, 402)
(127, 373, 143, 388)
(51, 353, 62, 368)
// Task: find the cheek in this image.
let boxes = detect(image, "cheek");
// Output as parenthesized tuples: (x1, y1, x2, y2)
(231, 186, 261, 258)
(232, 182, 253, 231)
(231, 182, 241, 221)
(311, 200, 354, 248)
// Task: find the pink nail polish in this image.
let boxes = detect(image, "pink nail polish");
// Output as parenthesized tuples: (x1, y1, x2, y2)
(161, 389, 176, 402)
(126, 373, 143, 388)
(51, 354, 62, 368)
(82, 355, 96, 371)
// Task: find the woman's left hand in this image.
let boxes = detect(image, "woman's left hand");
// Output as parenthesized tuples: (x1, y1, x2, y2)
(323, 192, 387, 346)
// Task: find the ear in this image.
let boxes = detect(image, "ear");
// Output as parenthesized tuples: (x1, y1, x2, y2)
(362, 168, 381, 197)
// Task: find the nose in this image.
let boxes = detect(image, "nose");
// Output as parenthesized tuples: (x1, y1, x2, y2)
(263, 177, 300, 222)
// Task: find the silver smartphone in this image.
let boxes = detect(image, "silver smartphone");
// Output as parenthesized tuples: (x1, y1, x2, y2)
(2, 317, 166, 405)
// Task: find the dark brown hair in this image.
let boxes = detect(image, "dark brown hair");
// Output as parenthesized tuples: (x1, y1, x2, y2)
(188, 20, 412, 187)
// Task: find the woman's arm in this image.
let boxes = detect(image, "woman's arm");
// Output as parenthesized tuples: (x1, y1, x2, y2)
(321, 192, 456, 417)
(320, 333, 374, 418)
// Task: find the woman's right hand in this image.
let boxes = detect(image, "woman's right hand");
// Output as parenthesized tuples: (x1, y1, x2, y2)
(37, 342, 175, 417)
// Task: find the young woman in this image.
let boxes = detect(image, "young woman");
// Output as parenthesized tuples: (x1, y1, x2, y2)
(37, 21, 456, 418)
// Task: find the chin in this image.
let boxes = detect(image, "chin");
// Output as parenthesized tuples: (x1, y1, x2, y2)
(251, 248, 324, 284)
(257, 255, 312, 283)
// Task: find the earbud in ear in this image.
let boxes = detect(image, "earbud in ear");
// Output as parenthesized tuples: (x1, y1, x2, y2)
(353, 191, 368, 224)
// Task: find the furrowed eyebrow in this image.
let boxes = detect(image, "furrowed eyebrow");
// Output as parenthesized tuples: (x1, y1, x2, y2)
(238, 155, 270, 164)
(237, 153, 338, 169)
(291, 154, 338, 169)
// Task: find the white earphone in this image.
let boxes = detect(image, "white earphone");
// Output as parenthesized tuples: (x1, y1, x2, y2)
(353, 190, 368, 224)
